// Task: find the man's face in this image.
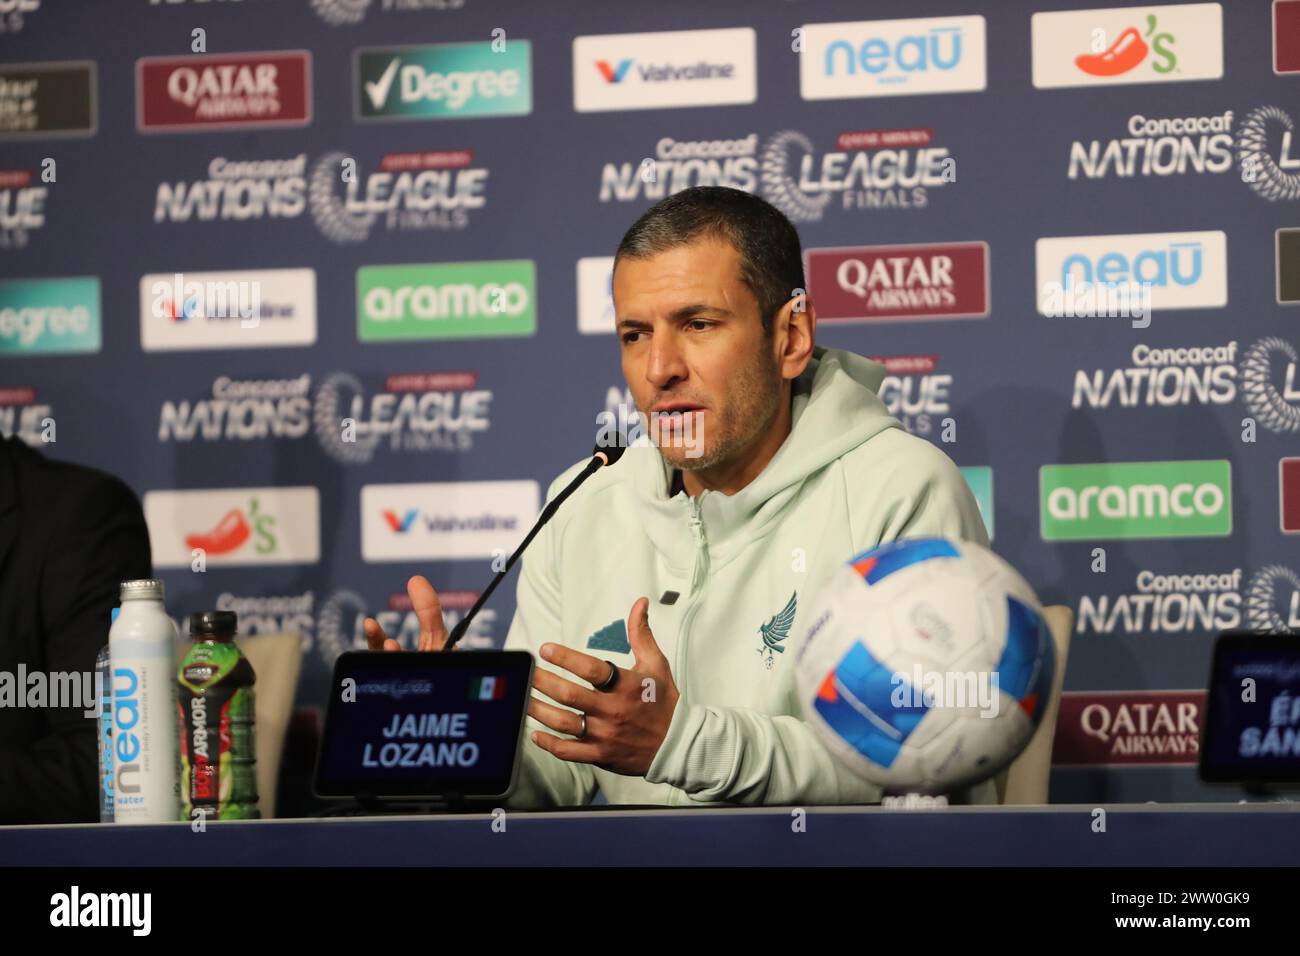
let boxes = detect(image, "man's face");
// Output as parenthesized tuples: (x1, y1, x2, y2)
(614, 237, 784, 472)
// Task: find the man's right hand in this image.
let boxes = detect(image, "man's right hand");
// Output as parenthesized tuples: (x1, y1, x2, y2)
(363, 574, 452, 652)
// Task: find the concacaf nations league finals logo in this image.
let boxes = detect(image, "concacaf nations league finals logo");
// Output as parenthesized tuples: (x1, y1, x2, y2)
(308, 151, 372, 243)
(311, 0, 464, 27)
(759, 126, 957, 222)
(1238, 105, 1300, 202)
(1240, 337, 1300, 433)
(307, 149, 486, 243)
(1246, 566, 1300, 634)
(311, 0, 370, 25)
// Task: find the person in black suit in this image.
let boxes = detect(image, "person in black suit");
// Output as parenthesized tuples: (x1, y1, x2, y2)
(0, 435, 152, 824)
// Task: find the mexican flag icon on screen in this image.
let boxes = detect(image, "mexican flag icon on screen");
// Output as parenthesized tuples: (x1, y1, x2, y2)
(469, 676, 505, 701)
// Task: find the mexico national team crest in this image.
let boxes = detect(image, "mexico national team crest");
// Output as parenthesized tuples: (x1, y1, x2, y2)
(758, 592, 797, 668)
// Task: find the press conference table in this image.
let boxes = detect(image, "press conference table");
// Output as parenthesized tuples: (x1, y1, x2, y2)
(2, 804, 1298, 866)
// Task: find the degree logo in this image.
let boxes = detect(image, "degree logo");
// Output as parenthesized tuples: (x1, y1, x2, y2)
(595, 59, 632, 84)
(383, 509, 418, 533)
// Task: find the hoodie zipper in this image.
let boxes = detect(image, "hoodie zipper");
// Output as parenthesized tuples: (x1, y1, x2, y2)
(666, 493, 710, 808)
(674, 496, 710, 720)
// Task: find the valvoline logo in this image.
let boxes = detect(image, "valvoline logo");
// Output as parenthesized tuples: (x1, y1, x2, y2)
(383, 509, 417, 533)
(595, 59, 633, 83)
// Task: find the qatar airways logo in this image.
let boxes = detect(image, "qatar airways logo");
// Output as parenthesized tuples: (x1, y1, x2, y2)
(136, 51, 311, 131)
(308, 150, 487, 243)
(760, 126, 956, 222)
(1053, 690, 1202, 766)
(1071, 337, 1300, 434)
(153, 154, 306, 223)
(313, 370, 492, 464)
(807, 242, 989, 322)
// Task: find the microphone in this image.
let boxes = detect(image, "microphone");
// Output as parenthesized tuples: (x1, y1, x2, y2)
(445, 443, 626, 649)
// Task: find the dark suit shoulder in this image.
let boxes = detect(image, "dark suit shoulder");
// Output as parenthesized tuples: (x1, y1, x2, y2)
(6, 437, 141, 515)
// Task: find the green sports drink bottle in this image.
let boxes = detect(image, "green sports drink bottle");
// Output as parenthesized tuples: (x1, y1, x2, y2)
(177, 611, 260, 821)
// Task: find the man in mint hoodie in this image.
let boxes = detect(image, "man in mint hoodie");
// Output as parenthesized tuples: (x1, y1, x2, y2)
(366, 186, 992, 807)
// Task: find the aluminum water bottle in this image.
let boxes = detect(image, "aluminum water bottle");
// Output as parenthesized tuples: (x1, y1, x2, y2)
(108, 579, 180, 823)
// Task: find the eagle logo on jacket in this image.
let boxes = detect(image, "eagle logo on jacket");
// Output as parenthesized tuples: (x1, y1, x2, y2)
(758, 591, 797, 669)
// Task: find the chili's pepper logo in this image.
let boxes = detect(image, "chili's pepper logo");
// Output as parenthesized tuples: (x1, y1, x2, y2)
(184, 497, 278, 556)
(1075, 14, 1176, 78)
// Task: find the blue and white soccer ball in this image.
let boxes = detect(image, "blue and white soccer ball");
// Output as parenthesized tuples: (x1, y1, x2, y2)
(795, 537, 1055, 795)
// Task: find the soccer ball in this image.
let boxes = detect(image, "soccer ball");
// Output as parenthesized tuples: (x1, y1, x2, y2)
(794, 537, 1055, 795)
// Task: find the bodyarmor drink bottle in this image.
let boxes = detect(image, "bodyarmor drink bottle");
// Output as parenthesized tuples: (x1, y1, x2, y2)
(178, 611, 260, 821)
(108, 579, 180, 823)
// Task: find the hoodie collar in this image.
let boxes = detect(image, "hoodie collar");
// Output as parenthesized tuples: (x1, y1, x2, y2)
(628, 346, 900, 569)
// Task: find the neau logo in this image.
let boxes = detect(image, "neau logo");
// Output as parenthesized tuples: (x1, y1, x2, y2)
(1035, 232, 1227, 314)
(801, 15, 987, 99)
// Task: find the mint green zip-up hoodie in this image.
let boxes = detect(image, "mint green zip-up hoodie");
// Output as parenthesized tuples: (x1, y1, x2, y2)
(502, 346, 992, 807)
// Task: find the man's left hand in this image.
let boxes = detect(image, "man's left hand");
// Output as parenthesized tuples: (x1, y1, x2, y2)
(528, 596, 680, 776)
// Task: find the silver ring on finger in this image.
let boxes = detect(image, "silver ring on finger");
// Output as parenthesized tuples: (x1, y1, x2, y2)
(577, 713, 587, 739)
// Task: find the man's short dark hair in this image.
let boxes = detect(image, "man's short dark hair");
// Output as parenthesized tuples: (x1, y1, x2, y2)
(613, 186, 805, 337)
